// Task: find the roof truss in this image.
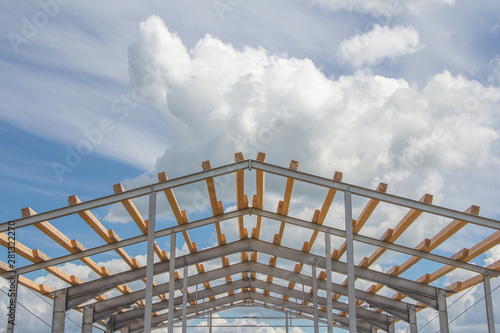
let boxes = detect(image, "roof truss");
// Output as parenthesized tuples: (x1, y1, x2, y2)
(1, 153, 499, 332)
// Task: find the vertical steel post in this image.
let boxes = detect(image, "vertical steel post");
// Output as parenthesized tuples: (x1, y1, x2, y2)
(182, 266, 188, 333)
(437, 289, 449, 333)
(388, 320, 395, 333)
(344, 190, 357, 332)
(144, 191, 157, 333)
(312, 263, 319, 333)
(285, 312, 289, 333)
(325, 232, 333, 333)
(209, 312, 212, 333)
(51, 288, 67, 333)
(483, 273, 496, 333)
(6, 271, 17, 333)
(408, 304, 417, 333)
(82, 304, 94, 333)
(168, 233, 176, 332)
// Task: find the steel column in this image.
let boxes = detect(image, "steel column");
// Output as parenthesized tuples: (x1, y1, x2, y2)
(168, 233, 176, 332)
(325, 232, 333, 333)
(209, 312, 212, 333)
(408, 304, 417, 333)
(82, 304, 94, 333)
(484, 273, 496, 333)
(182, 266, 188, 333)
(51, 288, 67, 333)
(388, 320, 395, 333)
(144, 191, 157, 333)
(6, 271, 17, 333)
(286, 312, 289, 333)
(312, 263, 319, 333)
(437, 289, 449, 333)
(345, 190, 357, 332)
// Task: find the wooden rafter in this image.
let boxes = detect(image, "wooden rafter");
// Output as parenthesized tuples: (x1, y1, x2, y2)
(202, 159, 233, 291)
(113, 184, 167, 261)
(358, 205, 480, 308)
(158, 172, 211, 291)
(264, 159, 298, 294)
(68, 195, 165, 303)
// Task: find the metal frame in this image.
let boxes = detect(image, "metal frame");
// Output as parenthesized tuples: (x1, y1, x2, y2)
(1, 157, 499, 332)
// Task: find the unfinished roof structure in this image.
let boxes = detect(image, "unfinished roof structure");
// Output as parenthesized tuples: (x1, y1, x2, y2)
(1, 153, 499, 332)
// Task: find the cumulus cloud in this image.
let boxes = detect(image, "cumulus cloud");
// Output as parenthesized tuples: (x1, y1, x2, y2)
(338, 25, 422, 67)
(124, 16, 500, 214)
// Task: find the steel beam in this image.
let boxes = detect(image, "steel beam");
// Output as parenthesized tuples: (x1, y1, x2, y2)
(128, 292, 250, 331)
(102, 263, 395, 331)
(6, 271, 17, 333)
(325, 233, 333, 333)
(112, 280, 249, 330)
(1, 208, 250, 279)
(437, 289, 449, 333)
(51, 288, 67, 333)
(82, 304, 94, 333)
(250, 160, 500, 230)
(65, 238, 252, 309)
(0, 160, 249, 232)
(251, 208, 498, 277)
(484, 274, 496, 333)
(249, 239, 441, 309)
(182, 266, 188, 333)
(113, 277, 391, 332)
(168, 233, 176, 332)
(144, 191, 156, 333)
(65, 238, 422, 324)
(312, 263, 319, 333)
(93, 262, 249, 321)
(345, 190, 357, 332)
(408, 304, 417, 333)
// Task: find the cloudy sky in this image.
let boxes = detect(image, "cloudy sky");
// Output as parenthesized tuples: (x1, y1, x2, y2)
(1, 0, 500, 332)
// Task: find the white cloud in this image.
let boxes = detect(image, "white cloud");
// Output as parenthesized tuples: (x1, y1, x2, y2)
(338, 25, 422, 67)
(124, 16, 500, 217)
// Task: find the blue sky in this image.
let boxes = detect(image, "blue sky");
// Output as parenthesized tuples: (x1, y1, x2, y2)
(1, 0, 500, 332)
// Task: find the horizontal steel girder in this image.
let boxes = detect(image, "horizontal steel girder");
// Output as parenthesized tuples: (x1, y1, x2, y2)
(111, 277, 392, 332)
(64, 238, 439, 311)
(2, 159, 499, 233)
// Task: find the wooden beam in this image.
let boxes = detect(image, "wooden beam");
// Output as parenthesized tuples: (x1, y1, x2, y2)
(21, 207, 134, 296)
(158, 172, 209, 279)
(334, 193, 433, 300)
(158, 172, 197, 253)
(202, 159, 233, 285)
(202, 160, 224, 243)
(425, 229, 500, 283)
(306, 171, 344, 251)
(235, 152, 248, 240)
(446, 259, 500, 293)
(265, 160, 298, 290)
(331, 182, 388, 260)
(1, 261, 54, 298)
(68, 195, 167, 300)
(0, 233, 106, 301)
(113, 184, 148, 234)
(69, 195, 136, 267)
(362, 205, 480, 303)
